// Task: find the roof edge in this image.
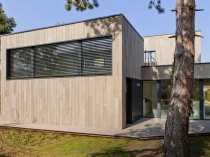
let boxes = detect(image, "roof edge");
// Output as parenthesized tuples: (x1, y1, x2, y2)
(1, 14, 124, 37)
(144, 30, 201, 38)
(121, 14, 144, 41)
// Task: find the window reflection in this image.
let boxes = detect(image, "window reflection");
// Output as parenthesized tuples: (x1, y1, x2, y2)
(190, 80, 200, 119)
(161, 80, 172, 119)
(204, 80, 210, 119)
(143, 81, 157, 117)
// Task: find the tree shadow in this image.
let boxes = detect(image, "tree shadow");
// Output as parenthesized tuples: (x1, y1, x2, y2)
(90, 145, 163, 157)
(141, 65, 173, 80)
(189, 135, 210, 157)
(84, 15, 122, 41)
(188, 120, 210, 156)
(0, 155, 11, 157)
(142, 63, 210, 80)
(117, 121, 165, 138)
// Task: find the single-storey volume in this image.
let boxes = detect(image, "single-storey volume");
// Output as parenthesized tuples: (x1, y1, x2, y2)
(1, 14, 210, 134)
(0, 14, 144, 130)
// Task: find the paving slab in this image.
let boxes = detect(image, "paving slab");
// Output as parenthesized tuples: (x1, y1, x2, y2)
(0, 118, 210, 138)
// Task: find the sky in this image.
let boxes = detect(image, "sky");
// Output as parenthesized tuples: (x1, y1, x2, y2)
(1, 0, 210, 62)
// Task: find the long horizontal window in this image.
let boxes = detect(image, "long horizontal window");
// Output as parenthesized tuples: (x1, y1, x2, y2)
(7, 36, 112, 79)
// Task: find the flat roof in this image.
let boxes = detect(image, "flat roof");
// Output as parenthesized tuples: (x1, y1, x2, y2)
(142, 62, 210, 68)
(1, 14, 123, 37)
(144, 30, 201, 38)
(1, 14, 143, 41)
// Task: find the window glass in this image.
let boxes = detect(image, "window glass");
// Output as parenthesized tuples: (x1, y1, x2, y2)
(143, 81, 157, 117)
(82, 37, 112, 75)
(7, 48, 33, 79)
(34, 42, 81, 77)
(161, 80, 172, 119)
(204, 80, 210, 119)
(7, 36, 112, 79)
(190, 80, 200, 119)
(144, 51, 156, 66)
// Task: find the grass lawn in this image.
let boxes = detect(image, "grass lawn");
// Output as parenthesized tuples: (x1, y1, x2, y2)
(0, 128, 210, 157)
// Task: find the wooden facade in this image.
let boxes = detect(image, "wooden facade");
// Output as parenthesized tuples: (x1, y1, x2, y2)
(144, 31, 201, 65)
(1, 14, 207, 133)
(122, 18, 144, 127)
(141, 63, 210, 80)
(0, 14, 144, 130)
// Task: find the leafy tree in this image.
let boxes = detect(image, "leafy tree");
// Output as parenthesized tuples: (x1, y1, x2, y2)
(0, 3, 16, 35)
(65, 0, 199, 156)
(65, 0, 99, 11)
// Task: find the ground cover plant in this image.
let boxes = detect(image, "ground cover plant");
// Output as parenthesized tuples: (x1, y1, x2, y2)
(0, 128, 209, 157)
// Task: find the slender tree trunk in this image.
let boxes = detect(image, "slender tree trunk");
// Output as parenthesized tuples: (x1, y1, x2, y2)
(164, 0, 195, 156)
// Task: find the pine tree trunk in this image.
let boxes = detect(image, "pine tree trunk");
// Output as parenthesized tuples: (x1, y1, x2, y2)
(164, 0, 195, 156)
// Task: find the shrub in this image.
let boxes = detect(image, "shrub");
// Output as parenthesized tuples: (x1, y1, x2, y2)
(205, 90, 210, 102)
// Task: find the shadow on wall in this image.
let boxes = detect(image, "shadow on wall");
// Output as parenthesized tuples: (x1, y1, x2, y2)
(142, 63, 210, 80)
(84, 15, 122, 41)
(142, 65, 173, 80)
(194, 63, 210, 79)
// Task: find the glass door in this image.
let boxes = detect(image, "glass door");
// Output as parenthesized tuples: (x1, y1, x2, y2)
(204, 80, 210, 119)
(160, 80, 171, 119)
(143, 81, 158, 118)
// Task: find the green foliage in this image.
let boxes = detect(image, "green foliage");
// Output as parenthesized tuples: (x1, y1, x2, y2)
(0, 128, 164, 156)
(148, 0, 165, 14)
(2, 128, 210, 156)
(205, 90, 210, 102)
(190, 101, 194, 116)
(0, 3, 16, 35)
(65, 0, 99, 11)
(6, 129, 61, 147)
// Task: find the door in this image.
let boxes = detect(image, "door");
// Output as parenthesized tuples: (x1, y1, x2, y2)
(126, 78, 143, 124)
(126, 78, 132, 124)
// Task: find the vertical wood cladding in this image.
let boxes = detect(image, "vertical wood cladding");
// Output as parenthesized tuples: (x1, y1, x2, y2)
(122, 17, 144, 128)
(1, 15, 123, 129)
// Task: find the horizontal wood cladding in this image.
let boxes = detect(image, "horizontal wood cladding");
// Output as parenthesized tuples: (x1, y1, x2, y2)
(141, 63, 210, 80)
(1, 15, 123, 130)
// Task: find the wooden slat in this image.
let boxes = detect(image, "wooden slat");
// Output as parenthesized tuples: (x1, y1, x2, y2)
(122, 17, 144, 128)
(0, 15, 124, 131)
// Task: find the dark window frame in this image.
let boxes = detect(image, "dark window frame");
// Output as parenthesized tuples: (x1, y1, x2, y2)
(6, 35, 112, 80)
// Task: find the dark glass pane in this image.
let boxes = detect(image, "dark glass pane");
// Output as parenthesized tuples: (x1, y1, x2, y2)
(7, 48, 33, 79)
(190, 80, 200, 119)
(82, 37, 112, 75)
(161, 80, 172, 119)
(204, 80, 210, 119)
(143, 81, 157, 118)
(34, 41, 81, 77)
(7, 36, 112, 79)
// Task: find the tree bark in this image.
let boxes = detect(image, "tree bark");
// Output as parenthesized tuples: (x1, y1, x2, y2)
(164, 0, 195, 157)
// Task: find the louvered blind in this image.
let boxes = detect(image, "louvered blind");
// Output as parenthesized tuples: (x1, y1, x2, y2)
(82, 37, 112, 75)
(7, 36, 112, 79)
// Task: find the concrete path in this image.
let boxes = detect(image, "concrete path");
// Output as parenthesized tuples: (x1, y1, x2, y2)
(0, 118, 210, 138)
(117, 118, 210, 138)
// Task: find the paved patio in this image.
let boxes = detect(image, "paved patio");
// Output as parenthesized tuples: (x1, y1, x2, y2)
(0, 118, 210, 138)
